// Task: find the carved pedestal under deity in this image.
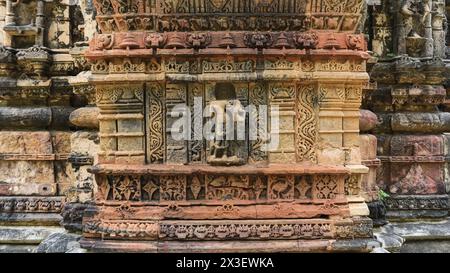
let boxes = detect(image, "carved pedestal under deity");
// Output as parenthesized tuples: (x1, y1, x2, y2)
(80, 0, 376, 252)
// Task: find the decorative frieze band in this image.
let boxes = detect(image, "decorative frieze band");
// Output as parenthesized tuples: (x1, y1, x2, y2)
(90, 57, 367, 75)
(0, 196, 64, 213)
(97, 173, 345, 203)
(92, 0, 365, 33)
(83, 218, 372, 240)
(0, 153, 70, 161)
(384, 195, 449, 210)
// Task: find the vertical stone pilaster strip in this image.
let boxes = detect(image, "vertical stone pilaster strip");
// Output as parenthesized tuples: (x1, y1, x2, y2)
(296, 84, 318, 163)
(165, 83, 188, 164)
(249, 82, 268, 164)
(268, 83, 296, 163)
(317, 83, 345, 165)
(146, 83, 165, 164)
(188, 83, 205, 164)
(96, 83, 145, 164)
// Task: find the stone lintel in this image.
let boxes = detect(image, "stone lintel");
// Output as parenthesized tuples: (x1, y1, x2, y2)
(89, 163, 351, 176)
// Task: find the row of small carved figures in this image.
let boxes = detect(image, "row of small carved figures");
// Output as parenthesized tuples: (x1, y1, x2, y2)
(83, 220, 372, 239)
(84, 221, 334, 239)
(94, 31, 364, 51)
(93, 0, 363, 16)
(96, 15, 360, 33)
(0, 198, 63, 212)
(383, 197, 449, 210)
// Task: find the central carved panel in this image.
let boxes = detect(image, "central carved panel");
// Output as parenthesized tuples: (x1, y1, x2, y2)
(144, 81, 319, 165)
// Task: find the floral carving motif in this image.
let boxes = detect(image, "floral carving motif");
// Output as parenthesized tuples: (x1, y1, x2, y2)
(202, 60, 254, 73)
(294, 32, 319, 49)
(314, 175, 338, 199)
(95, 34, 114, 50)
(186, 33, 212, 48)
(345, 174, 360, 196)
(244, 33, 273, 48)
(249, 84, 268, 163)
(160, 176, 186, 201)
(144, 33, 167, 48)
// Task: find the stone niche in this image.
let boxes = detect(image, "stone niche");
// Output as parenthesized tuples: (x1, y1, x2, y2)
(81, 0, 375, 252)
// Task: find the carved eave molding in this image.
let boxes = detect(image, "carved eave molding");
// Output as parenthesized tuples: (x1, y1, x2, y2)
(85, 32, 368, 58)
(0, 45, 88, 80)
(92, 0, 366, 33)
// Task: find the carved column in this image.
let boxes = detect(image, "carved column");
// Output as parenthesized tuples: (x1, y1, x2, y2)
(0, 1, 92, 250)
(367, 0, 450, 220)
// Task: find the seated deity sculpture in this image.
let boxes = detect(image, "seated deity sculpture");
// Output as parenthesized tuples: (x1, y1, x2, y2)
(207, 83, 246, 166)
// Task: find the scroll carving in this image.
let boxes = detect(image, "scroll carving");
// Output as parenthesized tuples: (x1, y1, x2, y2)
(146, 83, 165, 163)
(249, 84, 268, 163)
(296, 85, 318, 163)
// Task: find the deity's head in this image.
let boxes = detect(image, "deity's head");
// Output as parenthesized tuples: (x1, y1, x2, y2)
(214, 82, 236, 100)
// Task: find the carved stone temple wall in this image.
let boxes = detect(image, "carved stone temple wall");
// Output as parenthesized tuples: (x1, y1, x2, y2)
(0, 0, 449, 253)
(0, 0, 94, 251)
(73, 0, 378, 253)
(365, 0, 450, 220)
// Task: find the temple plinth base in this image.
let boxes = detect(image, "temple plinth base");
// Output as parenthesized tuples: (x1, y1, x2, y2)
(79, 236, 378, 253)
(81, 164, 373, 252)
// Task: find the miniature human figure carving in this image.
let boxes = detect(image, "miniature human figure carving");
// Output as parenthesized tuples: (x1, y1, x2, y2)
(399, 0, 433, 57)
(207, 83, 246, 166)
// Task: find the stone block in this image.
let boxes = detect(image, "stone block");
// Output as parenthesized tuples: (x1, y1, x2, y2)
(388, 163, 445, 195)
(54, 161, 75, 195)
(391, 112, 450, 133)
(51, 131, 71, 154)
(0, 161, 55, 195)
(70, 131, 99, 156)
(317, 148, 345, 165)
(360, 134, 377, 160)
(390, 135, 444, 156)
(0, 131, 52, 154)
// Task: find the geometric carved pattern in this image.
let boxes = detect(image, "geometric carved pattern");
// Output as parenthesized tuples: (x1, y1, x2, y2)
(294, 176, 313, 199)
(314, 175, 338, 199)
(101, 173, 343, 202)
(107, 175, 142, 201)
